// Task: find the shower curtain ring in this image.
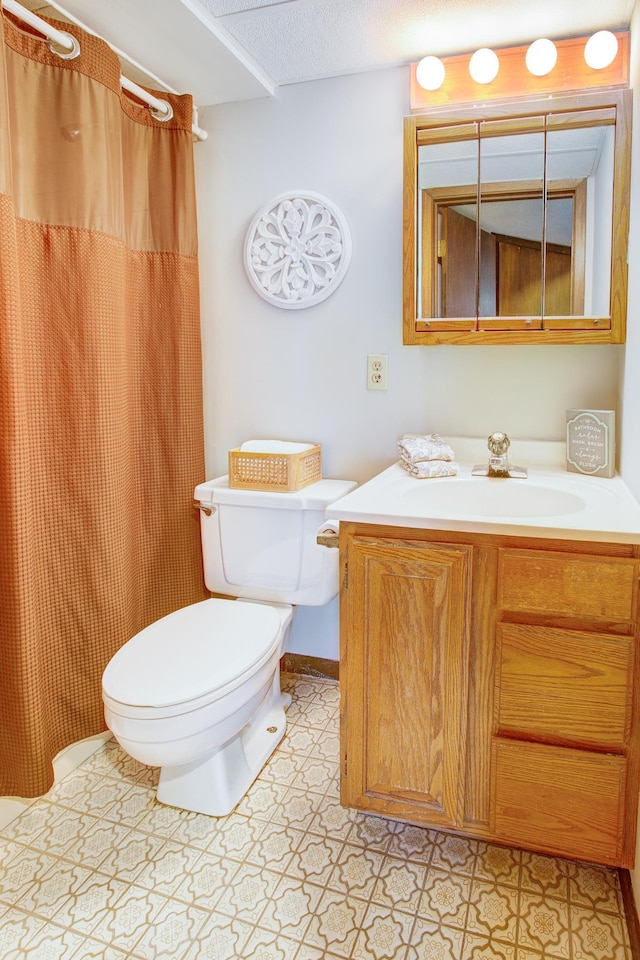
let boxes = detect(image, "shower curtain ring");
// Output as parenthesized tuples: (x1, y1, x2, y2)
(150, 102, 174, 123)
(48, 33, 81, 60)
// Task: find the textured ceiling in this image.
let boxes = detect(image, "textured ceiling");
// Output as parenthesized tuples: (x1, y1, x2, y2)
(196, 0, 636, 85)
(10, 0, 638, 105)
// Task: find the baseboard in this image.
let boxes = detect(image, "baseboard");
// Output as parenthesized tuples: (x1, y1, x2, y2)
(620, 870, 640, 959)
(280, 653, 339, 680)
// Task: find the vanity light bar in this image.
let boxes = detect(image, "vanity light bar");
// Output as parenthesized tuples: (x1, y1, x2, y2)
(410, 31, 629, 111)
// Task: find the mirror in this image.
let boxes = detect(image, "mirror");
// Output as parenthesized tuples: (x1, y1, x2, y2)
(404, 91, 631, 345)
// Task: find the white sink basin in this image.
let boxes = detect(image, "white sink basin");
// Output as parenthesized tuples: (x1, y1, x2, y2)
(326, 459, 640, 543)
(399, 478, 588, 518)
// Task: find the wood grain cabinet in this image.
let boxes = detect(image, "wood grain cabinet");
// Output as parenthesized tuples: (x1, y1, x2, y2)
(339, 524, 640, 867)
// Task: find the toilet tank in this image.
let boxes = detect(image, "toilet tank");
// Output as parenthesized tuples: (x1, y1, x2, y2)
(194, 476, 357, 606)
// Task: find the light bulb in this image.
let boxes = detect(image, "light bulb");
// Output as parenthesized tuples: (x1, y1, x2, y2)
(584, 30, 618, 69)
(525, 38, 557, 77)
(416, 56, 446, 91)
(469, 48, 499, 84)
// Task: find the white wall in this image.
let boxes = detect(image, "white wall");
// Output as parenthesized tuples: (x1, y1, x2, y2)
(195, 65, 622, 658)
(620, 0, 640, 914)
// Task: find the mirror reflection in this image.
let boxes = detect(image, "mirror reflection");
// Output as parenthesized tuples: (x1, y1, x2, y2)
(417, 119, 615, 323)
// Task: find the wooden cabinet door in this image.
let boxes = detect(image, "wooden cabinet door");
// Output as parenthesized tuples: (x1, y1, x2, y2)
(491, 739, 628, 866)
(341, 536, 471, 828)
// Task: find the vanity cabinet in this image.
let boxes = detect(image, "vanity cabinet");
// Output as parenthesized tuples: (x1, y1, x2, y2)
(339, 523, 640, 867)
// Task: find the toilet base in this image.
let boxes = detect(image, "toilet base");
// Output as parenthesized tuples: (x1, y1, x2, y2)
(156, 673, 292, 817)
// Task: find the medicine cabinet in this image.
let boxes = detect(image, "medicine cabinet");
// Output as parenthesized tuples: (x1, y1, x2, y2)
(403, 90, 631, 345)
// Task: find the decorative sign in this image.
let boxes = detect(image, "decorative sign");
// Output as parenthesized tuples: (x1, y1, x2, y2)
(244, 191, 351, 309)
(566, 409, 615, 478)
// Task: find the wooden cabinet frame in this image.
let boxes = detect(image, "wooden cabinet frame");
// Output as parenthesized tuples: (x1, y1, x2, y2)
(339, 522, 640, 867)
(403, 89, 632, 345)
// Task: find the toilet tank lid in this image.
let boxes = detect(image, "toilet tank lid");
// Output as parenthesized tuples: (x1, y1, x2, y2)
(102, 599, 282, 709)
(194, 476, 357, 509)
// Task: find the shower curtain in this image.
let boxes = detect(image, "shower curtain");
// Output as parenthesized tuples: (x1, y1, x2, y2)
(0, 7, 208, 797)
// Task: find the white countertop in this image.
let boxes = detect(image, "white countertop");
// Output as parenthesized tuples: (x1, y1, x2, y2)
(326, 439, 640, 544)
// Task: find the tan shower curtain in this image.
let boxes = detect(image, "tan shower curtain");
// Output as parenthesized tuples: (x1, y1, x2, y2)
(0, 7, 208, 797)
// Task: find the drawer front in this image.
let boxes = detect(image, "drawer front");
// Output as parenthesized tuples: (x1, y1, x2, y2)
(491, 739, 627, 866)
(496, 623, 632, 750)
(498, 549, 637, 621)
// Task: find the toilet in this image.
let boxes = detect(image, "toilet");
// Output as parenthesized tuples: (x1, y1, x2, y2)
(101, 474, 356, 816)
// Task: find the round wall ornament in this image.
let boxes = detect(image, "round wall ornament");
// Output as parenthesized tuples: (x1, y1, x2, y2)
(244, 191, 352, 309)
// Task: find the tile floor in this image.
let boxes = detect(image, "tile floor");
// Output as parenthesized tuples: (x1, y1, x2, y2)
(0, 675, 632, 959)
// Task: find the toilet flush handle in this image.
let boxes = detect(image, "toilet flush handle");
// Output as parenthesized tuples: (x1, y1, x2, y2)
(193, 500, 216, 517)
(316, 520, 339, 549)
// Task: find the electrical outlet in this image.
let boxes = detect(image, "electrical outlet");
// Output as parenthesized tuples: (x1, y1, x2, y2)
(367, 354, 388, 391)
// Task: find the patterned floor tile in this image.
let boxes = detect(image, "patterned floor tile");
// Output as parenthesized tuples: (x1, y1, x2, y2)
(214, 861, 277, 925)
(405, 917, 465, 960)
(328, 843, 386, 900)
(0, 846, 62, 907)
(50, 872, 131, 935)
(473, 842, 521, 888)
(288, 831, 344, 886)
(90, 883, 168, 954)
(303, 888, 368, 957)
(0, 674, 633, 960)
(0, 907, 45, 959)
(181, 913, 255, 960)
(172, 849, 239, 909)
(347, 813, 399, 853)
(429, 833, 478, 877)
(98, 828, 165, 884)
(569, 904, 630, 959)
(133, 837, 204, 897)
(418, 868, 473, 929)
(129, 899, 211, 959)
(242, 927, 302, 960)
(16, 858, 93, 920)
(568, 860, 624, 913)
(459, 931, 517, 958)
(517, 892, 571, 957)
(273, 785, 327, 831)
(464, 879, 519, 944)
(520, 852, 572, 900)
(9, 920, 87, 959)
(371, 855, 427, 913)
(351, 901, 414, 959)
(258, 874, 324, 941)
(386, 824, 435, 865)
(306, 794, 357, 842)
(246, 819, 304, 872)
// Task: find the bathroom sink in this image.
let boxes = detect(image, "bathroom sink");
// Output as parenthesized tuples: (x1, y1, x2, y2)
(398, 478, 588, 518)
(325, 448, 640, 543)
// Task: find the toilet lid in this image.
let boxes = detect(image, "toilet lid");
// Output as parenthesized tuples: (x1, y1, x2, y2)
(102, 599, 282, 709)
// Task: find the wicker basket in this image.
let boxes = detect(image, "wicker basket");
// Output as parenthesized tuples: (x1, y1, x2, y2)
(228, 443, 322, 492)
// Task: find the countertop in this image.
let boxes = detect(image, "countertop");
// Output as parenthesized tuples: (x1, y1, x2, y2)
(326, 438, 640, 544)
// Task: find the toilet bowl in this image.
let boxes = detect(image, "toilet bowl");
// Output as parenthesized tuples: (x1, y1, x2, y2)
(102, 475, 356, 816)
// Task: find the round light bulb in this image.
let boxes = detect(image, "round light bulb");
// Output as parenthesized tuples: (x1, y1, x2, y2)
(584, 30, 618, 69)
(415, 55, 446, 91)
(525, 38, 557, 77)
(469, 47, 499, 84)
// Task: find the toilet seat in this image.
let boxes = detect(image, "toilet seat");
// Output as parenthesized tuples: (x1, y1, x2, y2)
(102, 598, 283, 720)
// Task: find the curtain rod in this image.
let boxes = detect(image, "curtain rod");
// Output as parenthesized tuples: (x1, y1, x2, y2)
(3, 0, 207, 141)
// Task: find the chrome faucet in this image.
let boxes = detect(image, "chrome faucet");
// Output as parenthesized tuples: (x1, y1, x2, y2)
(472, 432, 527, 479)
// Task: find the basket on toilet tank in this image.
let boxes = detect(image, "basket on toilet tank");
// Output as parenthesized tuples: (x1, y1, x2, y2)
(228, 439, 321, 492)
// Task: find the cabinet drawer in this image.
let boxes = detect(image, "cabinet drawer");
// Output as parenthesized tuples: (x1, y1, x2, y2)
(496, 623, 632, 750)
(491, 739, 627, 866)
(498, 549, 637, 621)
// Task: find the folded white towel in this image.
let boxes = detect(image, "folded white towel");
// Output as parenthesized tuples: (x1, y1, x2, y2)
(400, 457, 458, 479)
(398, 434, 455, 463)
(240, 440, 315, 454)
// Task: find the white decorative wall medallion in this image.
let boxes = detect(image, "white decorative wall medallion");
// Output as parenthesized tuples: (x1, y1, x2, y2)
(244, 191, 352, 309)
